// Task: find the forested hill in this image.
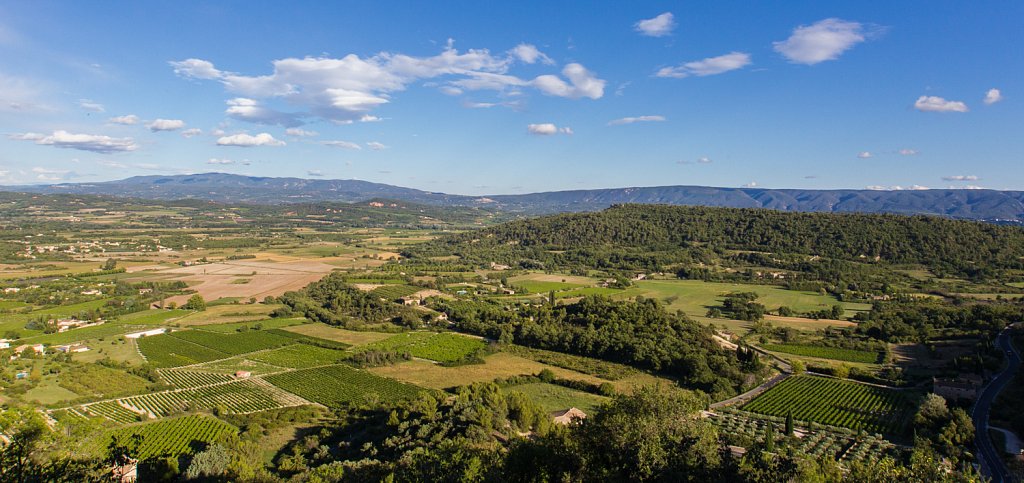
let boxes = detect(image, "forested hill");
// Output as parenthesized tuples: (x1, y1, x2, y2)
(406, 204, 1024, 277)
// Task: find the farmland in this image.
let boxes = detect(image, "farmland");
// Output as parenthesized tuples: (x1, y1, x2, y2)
(247, 344, 349, 368)
(265, 365, 423, 407)
(91, 415, 237, 459)
(137, 333, 229, 367)
(165, 329, 296, 355)
(741, 375, 916, 435)
(761, 344, 882, 364)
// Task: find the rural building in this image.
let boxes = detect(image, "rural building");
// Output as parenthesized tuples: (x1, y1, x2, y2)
(138, 288, 153, 295)
(933, 376, 981, 401)
(0, 339, 9, 349)
(15, 371, 28, 379)
(551, 407, 587, 425)
(3, 287, 20, 293)
(80, 289, 103, 296)
(399, 297, 421, 306)
(125, 328, 167, 339)
(110, 458, 138, 483)
(55, 344, 90, 353)
(14, 344, 45, 355)
(235, 371, 252, 379)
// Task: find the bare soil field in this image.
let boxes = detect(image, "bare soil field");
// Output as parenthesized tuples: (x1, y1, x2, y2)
(131, 259, 336, 306)
(763, 315, 857, 329)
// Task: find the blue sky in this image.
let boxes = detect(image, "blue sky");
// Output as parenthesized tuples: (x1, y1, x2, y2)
(0, 1, 1021, 194)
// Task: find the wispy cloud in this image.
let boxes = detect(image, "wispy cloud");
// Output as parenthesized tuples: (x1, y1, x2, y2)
(608, 115, 666, 126)
(527, 123, 572, 135)
(108, 114, 139, 125)
(285, 127, 318, 137)
(897, 148, 918, 156)
(656, 52, 751, 78)
(78, 99, 105, 113)
(942, 175, 979, 181)
(322, 140, 361, 150)
(857, 151, 873, 159)
(366, 141, 388, 150)
(865, 185, 929, 191)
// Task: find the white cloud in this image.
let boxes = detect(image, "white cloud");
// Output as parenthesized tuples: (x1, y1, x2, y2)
(439, 86, 463, 96)
(307, 170, 324, 177)
(656, 52, 751, 78)
(865, 185, 929, 191)
(181, 128, 202, 138)
(225, 97, 303, 127)
(942, 175, 979, 181)
(9, 130, 138, 153)
(169, 58, 222, 79)
(963, 185, 985, 190)
(0, 73, 50, 112)
(984, 88, 1003, 105)
(147, 119, 186, 132)
(914, 95, 968, 113)
(510, 43, 553, 65)
(897, 148, 918, 156)
(366, 141, 388, 150)
(742, 181, 758, 188)
(773, 18, 870, 65)
(608, 115, 666, 126)
(207, 158, 235, 165)
(322, 140, 361, 150)
(108, 114, 139, 125)
(857, 151, 873, 159)
(285, 127, 318, 137)
(78, 99, 105, 113)
(216, 132, 285, 147)
(527, 123, 572, 135)
(635, 12, 675, 37)
(697, 157, 712, 164)
(532, 63, 605, 99)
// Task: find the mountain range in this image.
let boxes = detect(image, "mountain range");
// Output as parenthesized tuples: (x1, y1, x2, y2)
(4, 173, 1024, 223)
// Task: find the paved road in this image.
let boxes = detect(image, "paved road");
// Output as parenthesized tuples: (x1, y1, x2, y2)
(973, 328, 1021, 483)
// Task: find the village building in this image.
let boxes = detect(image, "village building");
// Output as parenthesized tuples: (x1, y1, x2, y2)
(14, 344, 46, 355)
(54, 344, 90, 353)
(0, 339, 9, 349)
(235, 370, 252, 379)
(551, 407, 587, 425)
(110, 458, 138, 483)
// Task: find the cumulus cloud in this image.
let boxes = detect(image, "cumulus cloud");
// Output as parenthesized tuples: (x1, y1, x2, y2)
(285, 127, 318, 137)
(773, 18, 871, 65)
(307, 170, 324, 177)
(225, 97, 303, 127)
(942, 175, 979, 181)
(532, 63, 605, 99)
(984, 88, 1003, 105)
(857, 151, 873, 159)
(9, 130, 137, 153)
(897, 148, 918, 156)
(366, 141, 388, 150)
(216, 132, 285, 147)
(742, 181, 758, 188)
(865, 185, 929, 191)
(172, 42, 605, 123)
(635, 12, 675, 37)
(108, 114, 139, 125)
(322, 140, 361, 150)
(207, 158, 235, 165)
(181, 128, 202, 138)
(147, 119, 186, 132)
(608, 115, 666, 126)
(78, 99, 105, 113)
(510, 43, 553, 65)
(656, 52, 751, 78)
(527, 123, 572, 135)
(914, 95, 968, 113)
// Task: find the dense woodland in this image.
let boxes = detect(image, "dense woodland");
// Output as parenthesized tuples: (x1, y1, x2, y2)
(407, 204, 1024, 280)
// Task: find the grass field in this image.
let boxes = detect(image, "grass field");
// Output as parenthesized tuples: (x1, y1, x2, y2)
(116, 309, 190, 325)
(137, 333, 230, 367)
(741, 375, 915, 434)
(282, 323, 395, 346)
(58, 364, 152, 399)
(188, 357, 287, 375)
(265, 364, 422, 407)
(761, 344, 882, 364)
(198, 317, 308, 333)
(169, 304, 281, 326)
(167, 329, 295, 356)
(504, 382, 608, 414)
(362, 332, 486, 363)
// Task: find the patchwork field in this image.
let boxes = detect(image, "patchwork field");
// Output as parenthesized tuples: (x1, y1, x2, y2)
(88, 414, 237, 459)
(265, 365, 422, 407)
(362, 332, 486, 363)
(282, 323, 395, 346)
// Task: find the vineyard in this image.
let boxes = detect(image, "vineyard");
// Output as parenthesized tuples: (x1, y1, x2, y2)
(91, 415, 237, 459)
(363, 332, 486, 363)
(159, 369, 236, 388)
(81, 401, 142, 424)
(248, 344, 349, 368)
(116, 379, 308, 417)
(167, 329, 296, 355)
(265, 365, 423, 407)
(137, 333, 229, 367)
(761, 343, 881, 364)
(710, 408, 897, 465)
(741, 375, 914, 434)
(370, 284, 422, 300)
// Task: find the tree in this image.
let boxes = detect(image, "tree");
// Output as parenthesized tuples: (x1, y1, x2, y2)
(785, 411, 794, 437)
(102, 258, 117, 271)
(184, 294, 206, 311)
(763, 422, 776, 453)
(185, 443, 230, 479)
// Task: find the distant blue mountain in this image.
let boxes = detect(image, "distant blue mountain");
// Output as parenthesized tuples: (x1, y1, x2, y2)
(4, 173, 1023, 222)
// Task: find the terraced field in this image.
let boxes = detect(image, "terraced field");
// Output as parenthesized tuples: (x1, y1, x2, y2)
(118, 379, 308, 417)
(159, 369, 236, 388)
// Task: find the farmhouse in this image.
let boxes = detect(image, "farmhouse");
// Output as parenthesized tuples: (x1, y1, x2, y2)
(0, 339, 9, 349)
(14, 344, 45, 355)
(54, 344, 91, 353)
(235, 370, 252, 379)
(3, 287, 20, 293)
(110, 458, 138, 483)
(399, 297, 421, 306)
(125, 328, 167, 339)
(551, 407, 587, 425)
(15, 371, 28, 379)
